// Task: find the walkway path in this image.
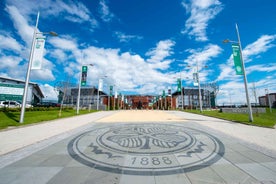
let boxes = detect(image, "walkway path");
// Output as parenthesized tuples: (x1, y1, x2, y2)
(0, 110, 275, 183)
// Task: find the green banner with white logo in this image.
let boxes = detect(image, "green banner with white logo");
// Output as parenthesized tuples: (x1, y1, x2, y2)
(177, 78, 181, 92)
(81, 66, 88, 86)
(109, 86, 113, 96)
(231, 43, 243, 75)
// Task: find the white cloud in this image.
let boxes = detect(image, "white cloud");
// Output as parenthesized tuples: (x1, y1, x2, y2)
(0, 55, 27, 79)
(48, 49, 67, 64)
(217, 64, 235, 81)
(66, 41, 179, 96)
(181, 0, 223, 41)
(5, 5, 33, 46)
(6, 0, 98, 28)
(247, 63, 276, 74)
(242, 34, 276, 62)
(183, 44, 222, 78)
(49, 36, 78, 51)
(146, 40, 175, 63)
(184, 44, 222, 63)
(0, 55, 23, 71)
(114, 31, 143, 43)
(0, 34, 22, 52)
(99, 0, 115, 22)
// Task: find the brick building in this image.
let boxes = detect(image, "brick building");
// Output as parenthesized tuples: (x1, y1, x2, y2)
(61, 86, 216, 110)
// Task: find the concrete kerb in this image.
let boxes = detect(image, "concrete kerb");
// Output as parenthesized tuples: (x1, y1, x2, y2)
(0, 111, 116, 154)
(0, 111, 119, 168)
(169, 111, 276, 157)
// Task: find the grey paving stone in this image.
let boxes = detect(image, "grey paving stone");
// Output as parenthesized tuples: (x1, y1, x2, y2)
(174, 152, 204, 167)
(223, 150, 254, 164)
(186, 167, 226, 184)
(0, 166, 62, 184)
(66, 157, 91, 168)
(261, 162, 276, 172)
(119, 175, 155, 184)
(46, 167, 93, 184)
(39, 154, 73, 167)
(155, 174, 192, 184)
(238, 150, 276, 163)
(210, 156, 232, 166)
(225, 142, 255, 153)
(7, 153, 50, 167)
(211, 163, 259, 183)
(83, 169, 121, 184)
(236, 163, 276, 182)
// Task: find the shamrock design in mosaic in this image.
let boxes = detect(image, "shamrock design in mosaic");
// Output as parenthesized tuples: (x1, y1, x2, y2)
(107, 127, 187, 149)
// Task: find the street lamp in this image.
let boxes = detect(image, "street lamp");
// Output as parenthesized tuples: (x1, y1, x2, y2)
(223, 23, 253, 122)
(174, 76, 184, 110)
(76, 63, 93, 114)
(180, 77, 184, 110)
(265, 89, 272, 113)
(113, 84, 116, 110)
(108, 85, 113, 111)
(19, 12, 58, 123)
(188, 62, 207, 113)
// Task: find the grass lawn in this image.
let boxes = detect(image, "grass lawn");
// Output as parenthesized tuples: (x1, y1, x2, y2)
(184, 108, 276, 128)
(0, 108, 97, 130)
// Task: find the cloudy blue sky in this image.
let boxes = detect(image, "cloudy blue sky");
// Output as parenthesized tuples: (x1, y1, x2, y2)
(0, 0, 276, 105)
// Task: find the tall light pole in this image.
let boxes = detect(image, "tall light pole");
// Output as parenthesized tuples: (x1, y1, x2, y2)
(108, 85, 114, 111)
(20, 12, 57, 123)
(188, 61, 207, 113)
(96, 79, 101, 110)
(174, 75, 184, 110)
(223, 23, 253, 122)
(196, 60, 203, 112)
(96, 76, 107, 110)
(180, 76, 184, 110)
(265, 88, 272, 113)
(113, 85, 116, 110)
(76, 63, 93, 114)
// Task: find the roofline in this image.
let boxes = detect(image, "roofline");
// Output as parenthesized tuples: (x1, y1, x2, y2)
(0, 76, 44, 98)
(0, 76, 36, 85)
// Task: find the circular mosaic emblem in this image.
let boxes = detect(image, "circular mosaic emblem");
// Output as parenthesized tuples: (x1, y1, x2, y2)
(68, 124, 224, 175)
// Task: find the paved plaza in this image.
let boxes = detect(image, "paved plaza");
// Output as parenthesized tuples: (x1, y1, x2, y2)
(0, 110, 276, 184)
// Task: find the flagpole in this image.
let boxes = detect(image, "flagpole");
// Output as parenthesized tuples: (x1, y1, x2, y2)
(96, 79, 100, 110)
(235, 23, 253, 122)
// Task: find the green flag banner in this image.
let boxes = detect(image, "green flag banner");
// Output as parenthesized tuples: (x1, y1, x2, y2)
(231, 43, 243, 75)
(109, 86, 113, 96)
(177, 78, 181, 92)
(81, 66, 88, 86)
